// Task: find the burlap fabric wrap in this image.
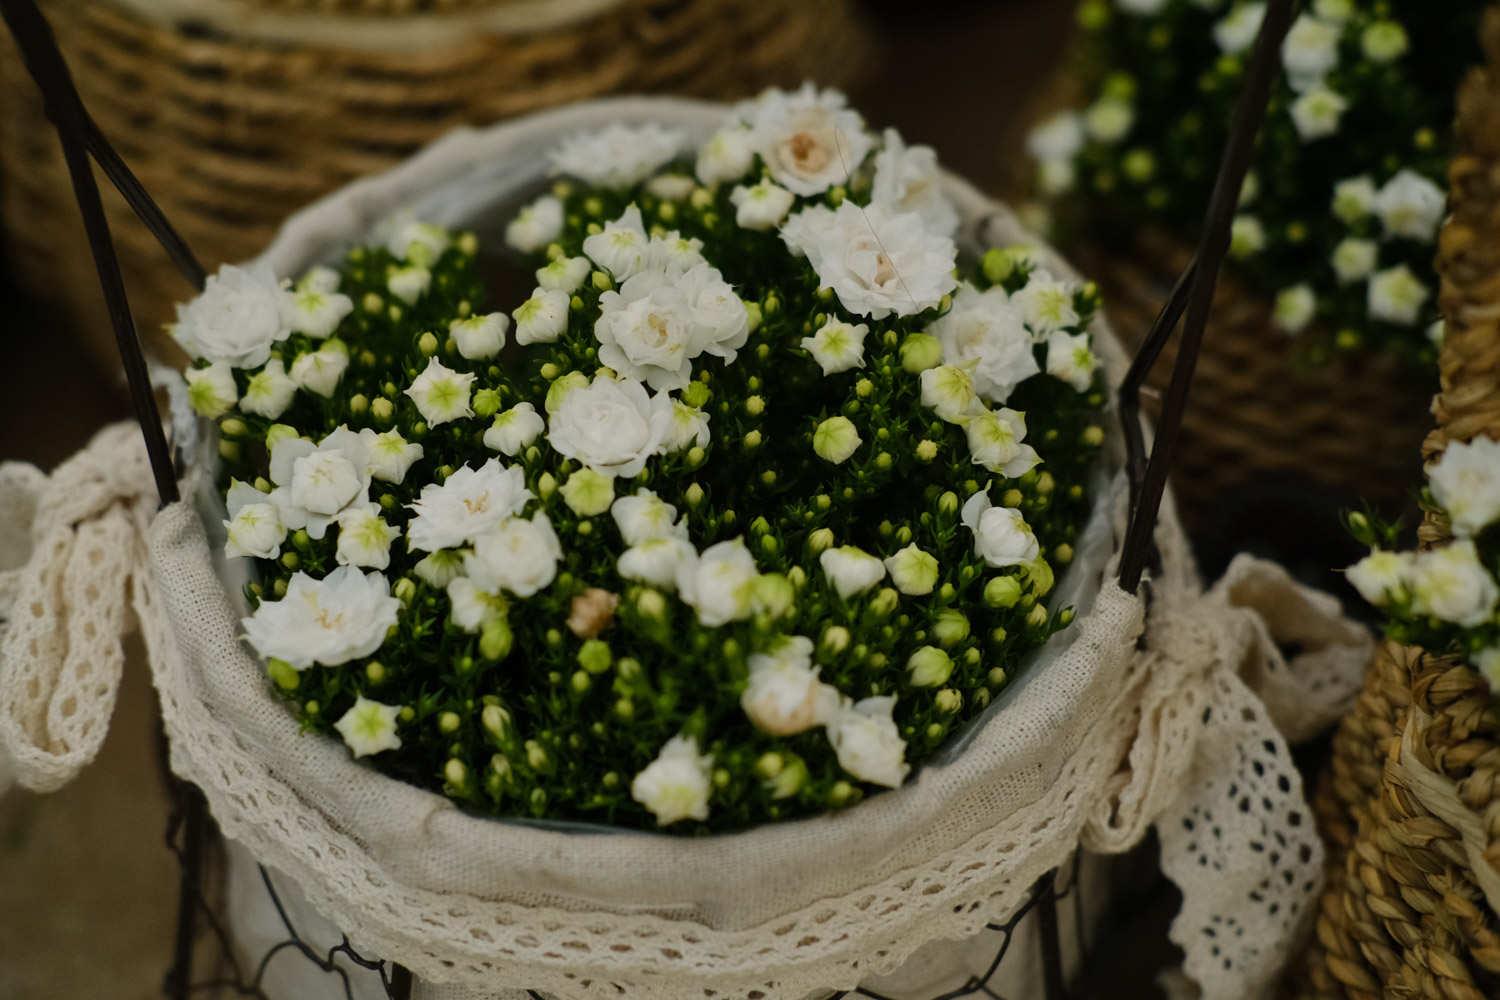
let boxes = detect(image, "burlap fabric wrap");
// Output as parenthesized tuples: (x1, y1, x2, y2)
(0, 99, 1373, 999)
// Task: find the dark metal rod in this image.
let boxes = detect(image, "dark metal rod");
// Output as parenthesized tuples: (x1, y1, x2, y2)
(1035, 871, 1067, 1000)
(1117, 0, 1297, 591)
(165, 786, 208, 1000)
(389, 963, 415, 1000)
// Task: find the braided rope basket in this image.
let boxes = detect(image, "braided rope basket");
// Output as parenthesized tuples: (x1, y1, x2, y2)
(1290, 11, 1500, 998)
(0, 0, 870, 367)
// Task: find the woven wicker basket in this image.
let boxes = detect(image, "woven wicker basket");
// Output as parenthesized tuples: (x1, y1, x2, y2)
(0, 0, 870, 368)
(1289, 11, 1500, 998)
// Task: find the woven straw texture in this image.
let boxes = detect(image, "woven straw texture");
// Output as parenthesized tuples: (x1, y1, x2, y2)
(0, 98, 1373, 1000)
(1071, 232, 1432, 536)
(0, 0, 870, 368)
(1289, 11, 1500, 999)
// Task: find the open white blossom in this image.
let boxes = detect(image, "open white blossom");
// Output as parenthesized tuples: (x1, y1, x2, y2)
(466, 511, 562, 598)
(445, 577, 505, 633)
(387, 265, 431, 305)
(826, 695, 909, 788)
(360, 428, 423, 485)
(298, 265, 341, 295)
(172, 263, 292, 368)
(582, 204, 650, 280)
(536, 255, 592, 294)
(504, 194, 564, 253)
(1331, 175, 1377, 223)
(404, 357, 475, 426)
(677, 538, 758, 626)
(335, 503, 400, 570)
(1368, 264, 1429, 326)
(1045, 331, 1099, 391)
(965, 408, 1041, 478)
(1345, 549, 1412, 607)
(661, 400, 711, 453)
(550, 123, 684, 188)
(284, 284, 353, 339)
(383, 218, 450, 264)
(406, 459, 531, 552)
(595, 264, 748, 391)
(618, 535, 696, 588)
(871, 128, 959, 237)
(1011, 270, 1079, 338)
(961, 490, 1040, 568)
(267, 426, 371, 539)
(931, 285, 1038, 402)
(744, 84, 873, 196)
(631, 735, 713, 826)
(781, 200, 956, 319)
(290, 339, 349, 398)
(513, 287, 571, 345)
(224, 481, 286, 560)
(611, 489, 685, 545)
(695, 125, 756, 186)
(546, 374, 672, 478)
(730, 179, 796, 231)
(186, 362, 238, 418)
(483, 402, 545, 457)
(242, 566, 399, 669)
(1408, 541, 1499, 627)
(801, 319, 869, 375)
(1273, 285, 1317, 335)
(1331, 238, 1378, 284)
(449, 313, 508, 361)
(741, 636, 836, 737)
(333, 696, 403, 758)
(1281, 15, 1341, 91)
(1290, 86, 1348, 141)
(820, 546, 887, 599)
(1374, 170, 1446, 243)
(920, 364, 981, 423)
(1427, 436, 1500, 537)
(1215, 3, 1267, 54)
(240, 359, 298, 419)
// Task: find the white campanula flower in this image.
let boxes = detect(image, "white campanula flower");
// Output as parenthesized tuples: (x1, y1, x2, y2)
(826, 695, 909, 788)
(1368, 264, 1429, 326)
(1011, 270, 1079, 338)
(298, 265, 341, 295)
(449, 312, 508, 361)
(284, 283, 354, 340)
(1084, 98, 1134, 143)
(550, 123, 684, 189)
(884, 544, 939, 596)
(413, 549, 465, 589)
(631, 734, 713, 826)
(1273, 284, 1317, 335)
(535, 255, 592, 293)
(185, 362, 238, 418)
(595, 264, 748, 391)
(1408, 541, 1499, 627)
(1290, 86, 1348, 141)
(1281, 15, 1341, 92)
(1427, 437, 1500, 537)
(242, 566, 399, 669)
(744, 83, 873, 196)
(483, 402, 545, 457)
(223, 480, 286, 560)
(930, 284, 1038, 403)
(267, 426, 371, 539)
(695, 125, 756, 186)
(1361, 20, 1409, 62)
(546, 374, 672, 478)
(1045, 331, 1099, 392)
(1026, 112, 1084, 164)
(801, 318, 869, 375)
(920, 364, 981, 423)
(961, 490, 1040, 568)
(1229, 215, 1266, 259)
(1215, 3, 1267, 54)
(360, 428, 424, 485)
(290, 339, 350, 398)
(446, 577, 506, 633)
(333, 696, 403, 758)
(647, 230, 709, 277)
(611, 488, 685, 545)
(1331, 238, 1378, 284)
(730, 179, 796, 231)
(513, 287, 571, 346)
(504, 194, 564, 254)
(965, 408, 1041, 478)
(819, 545, 887, 599)
(1332, 175, 1377, 223)
(387, 265, 431, 305)
(645, 172, 696, 201)
(1345, 549, 1412, 607)
(172, 263, 292, 368)
(741, 636, 836, 737)
(382, 217, 450, 265)
(812, 415, 862, 465)
(618, 535, 696, 588)
(404, 357, 475, 426)
(466, 511, 562, 598)
(660, 400, 711, 453)
(582, 204, 650, 279)
(1475, 647, 1500, 694)
(871, 128, 959, 238)
(677, 538, 758, 626)
(240, 359, 298, 419)
(334, 503, 400, 570)
(406, 458, 531, 552)
(1375, 170, 1446, 243)
(781, 201, 957, 320)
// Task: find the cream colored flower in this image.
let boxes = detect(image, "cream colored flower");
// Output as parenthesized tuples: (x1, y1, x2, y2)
(884, 544, 939, 596)
(334, 696, 403, 758)
(513, 287, 571, 345)
(186, 362, 238, 418)
(466, 511, 562, 598)
(334, 503, 400, 570)
(483, 402, 545, 457)
(289, 339, 350, 398)
(745, 83, 873, 196)
(172, 263, 291, 368)
(741, 636, 836, 737)
(1290, 86, 1348, 141)
(781, 201, 956, 319)
(1331, 238, 1378, 284)
(813, 415, 862, 465)
(1368, 264, 1429, 326)
(550, 123, 684, 188)
(449, 312, 508, 361)
(406, 459, 531, 552)
(242, 567, 399, 669)
(1331, 175, 1377, 223)
(961, 490, 1040, 568)
(801, 319, 869, 375)
(240, 359, 297, 419)
(965, 408, 1040, 478)
(931, 284, 1038, 402)
(1427, 436, 1500, 537)
(819, 545, 887, 599)
(1408, 541, 1498, 627)
(871, 127, 959, 237)
(1345, 549, 1411, 607)
(404, 357, 475, 426)
(730, 179, 796, 231)
(631, 735, 713, 825)
(546, 374, 672, 478)
(535, 255, 592, 294)
(826, 695, 908, 788)
(360, 428, 424, 485)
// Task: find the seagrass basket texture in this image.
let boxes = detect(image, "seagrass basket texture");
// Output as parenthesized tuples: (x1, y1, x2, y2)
(0, 0, 871, 367)
(1290, 11, 1500, 998)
